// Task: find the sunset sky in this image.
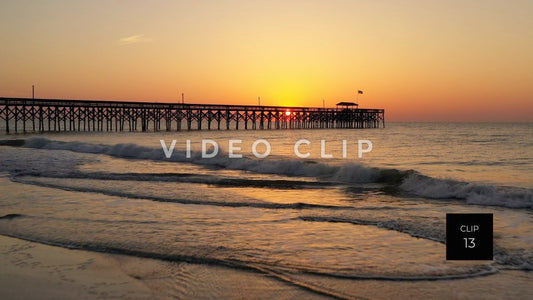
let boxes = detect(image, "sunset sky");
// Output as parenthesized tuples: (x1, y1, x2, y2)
(1, 0, 532, 121)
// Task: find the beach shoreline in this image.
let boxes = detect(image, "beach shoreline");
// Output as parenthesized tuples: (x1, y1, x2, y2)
(0, 235, 330, 299)
(0, 235, 155, 299)
(1, 124, 532, 299)
(2, 234, 533, 299)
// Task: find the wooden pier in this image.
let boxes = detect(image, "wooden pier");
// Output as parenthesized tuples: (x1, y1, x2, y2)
(0, 97, 384, 133)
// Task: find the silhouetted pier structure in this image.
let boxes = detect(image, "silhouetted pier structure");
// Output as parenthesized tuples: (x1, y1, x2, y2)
(0, 97, 384, 133)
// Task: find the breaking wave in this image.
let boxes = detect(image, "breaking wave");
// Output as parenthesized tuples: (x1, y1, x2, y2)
(7, 137, 533, 209)
(400, 174, 533, 209)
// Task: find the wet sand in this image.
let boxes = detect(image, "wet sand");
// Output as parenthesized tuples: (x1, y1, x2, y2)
(0, 235, 328, 299)
(2, 233, 533, 299)
(0, 235, 154, 299)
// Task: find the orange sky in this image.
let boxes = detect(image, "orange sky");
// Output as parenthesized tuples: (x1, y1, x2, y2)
(1, 1, 532, 121)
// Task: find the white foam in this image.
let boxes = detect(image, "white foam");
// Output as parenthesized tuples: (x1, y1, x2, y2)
(400, 174, 533, 209)
(23, 138, 381, 183)
(21, 137, 533, 209)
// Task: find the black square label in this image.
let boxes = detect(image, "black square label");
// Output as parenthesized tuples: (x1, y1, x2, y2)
(446, 213, 493, 260)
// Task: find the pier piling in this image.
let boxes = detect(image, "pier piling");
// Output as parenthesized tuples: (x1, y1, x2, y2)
(0, 97, 384, 133)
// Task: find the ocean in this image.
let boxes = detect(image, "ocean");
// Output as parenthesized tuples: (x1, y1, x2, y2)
(1, 122, 532, 298)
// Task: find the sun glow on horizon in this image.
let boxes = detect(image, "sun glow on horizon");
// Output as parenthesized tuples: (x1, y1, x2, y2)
(1, 1, 532, 121)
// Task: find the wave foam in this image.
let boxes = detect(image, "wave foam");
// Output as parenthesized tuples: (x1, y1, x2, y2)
(23, 138, 385, 183)
(18, 138, 533, 209)
(401, 174, 533, 209)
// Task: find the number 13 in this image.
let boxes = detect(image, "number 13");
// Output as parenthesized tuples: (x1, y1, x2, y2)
(464, 238, 476, 248)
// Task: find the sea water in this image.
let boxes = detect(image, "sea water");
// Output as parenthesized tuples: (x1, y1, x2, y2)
(0, 122, 532, 298)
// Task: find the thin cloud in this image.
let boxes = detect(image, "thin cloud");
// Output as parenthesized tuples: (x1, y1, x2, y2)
(118, 34, 151, 45)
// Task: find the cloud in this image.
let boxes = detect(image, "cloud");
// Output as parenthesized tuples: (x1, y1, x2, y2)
(117, 34, 151, 45)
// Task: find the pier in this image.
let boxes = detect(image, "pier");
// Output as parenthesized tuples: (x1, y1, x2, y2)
(0, 97, 384, 133)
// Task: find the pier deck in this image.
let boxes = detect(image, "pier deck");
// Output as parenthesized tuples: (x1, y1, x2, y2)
(0, 97, 384, 133)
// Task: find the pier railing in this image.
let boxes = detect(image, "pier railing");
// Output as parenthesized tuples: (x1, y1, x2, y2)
(0, 97, 385, 133)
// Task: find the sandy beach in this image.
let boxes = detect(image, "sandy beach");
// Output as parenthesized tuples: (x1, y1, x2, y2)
(0, 235, 330, 299)
(0, 235, 155, 299)
(2, 234, 533, 299)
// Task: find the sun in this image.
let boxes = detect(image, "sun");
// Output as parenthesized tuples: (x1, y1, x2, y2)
(285, 110, 291, 116)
